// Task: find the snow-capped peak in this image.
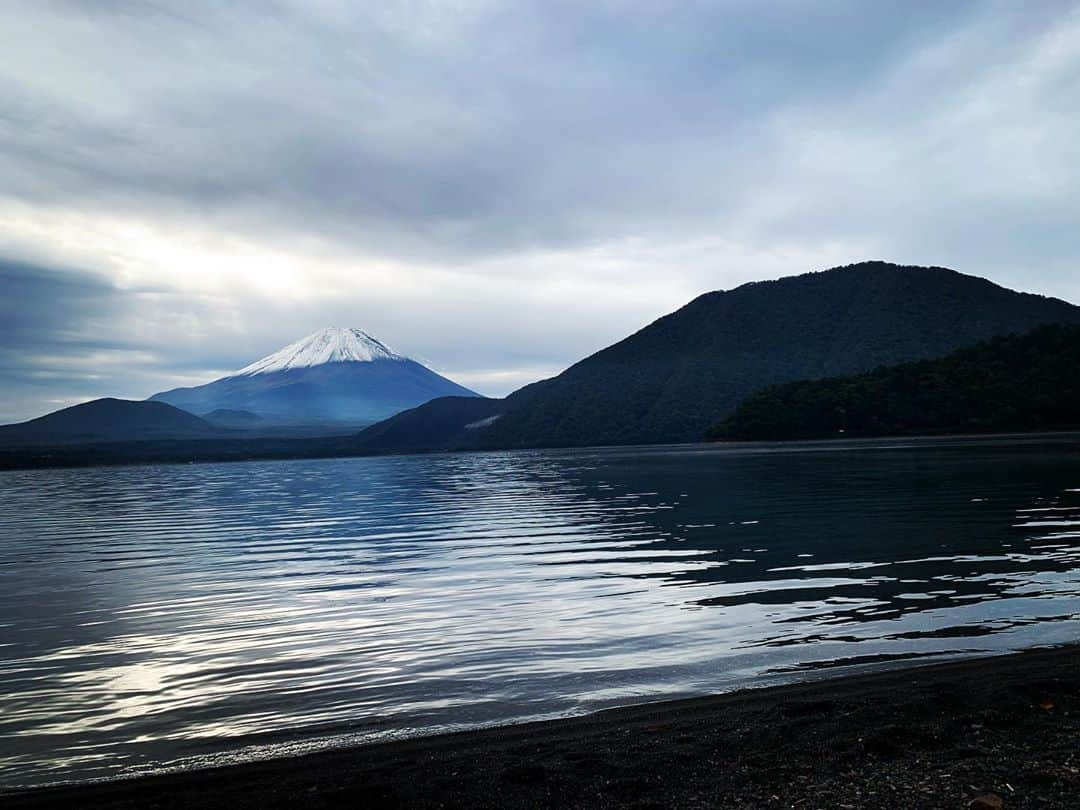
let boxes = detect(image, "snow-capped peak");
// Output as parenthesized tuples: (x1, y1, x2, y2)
(236, 327, 404, 376)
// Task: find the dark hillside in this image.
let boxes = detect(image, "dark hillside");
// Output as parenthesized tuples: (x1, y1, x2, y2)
(352, 396, 502, 452)
(352, 262, 1080, 453)
(711, 323, 1080, 441)
(0, 398, 221, 446)
(473, 262, 1080, 447)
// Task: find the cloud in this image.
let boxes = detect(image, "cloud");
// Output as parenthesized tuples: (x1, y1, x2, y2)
(0, 2, 991, 256)
(0, 259, 133, 422)
(1, 1, 1079, 421)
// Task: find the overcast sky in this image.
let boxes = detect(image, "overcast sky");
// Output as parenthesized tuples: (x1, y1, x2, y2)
(2, 1, 1079, 422)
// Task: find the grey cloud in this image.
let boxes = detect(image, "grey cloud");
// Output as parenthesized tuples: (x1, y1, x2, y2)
(2, 1, 1080, 421)
(0, 260, 122, 353)
(0, 1, 1000, 260)
(0, 259, 272, 420)
(0, 260, 131, 422)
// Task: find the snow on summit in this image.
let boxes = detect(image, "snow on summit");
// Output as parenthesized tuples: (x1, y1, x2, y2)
(236, 327, 403, 376)
(149, 326, 477, 422)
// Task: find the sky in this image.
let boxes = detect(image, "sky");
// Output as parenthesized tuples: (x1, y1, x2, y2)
(2, 1, 1080, 423)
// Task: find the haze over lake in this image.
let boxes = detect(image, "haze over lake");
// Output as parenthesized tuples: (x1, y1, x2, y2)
(2, 435, 1079, 789)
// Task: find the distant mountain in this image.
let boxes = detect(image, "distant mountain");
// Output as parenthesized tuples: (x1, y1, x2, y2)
(358, 262, 1080, 450)
(0, 398, 221, 446)
(354, 396, 503, 453)
(201, 409, 264, 429)
(711, 324, 1080, 441)
(150, 327, 478, 426)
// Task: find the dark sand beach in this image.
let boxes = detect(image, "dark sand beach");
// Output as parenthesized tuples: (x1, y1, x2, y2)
(5, 645, 1080, 809)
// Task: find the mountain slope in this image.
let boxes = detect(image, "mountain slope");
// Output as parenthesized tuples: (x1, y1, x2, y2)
(0, 398, 221, 446)
(353, 396, 503, 452)
(481, 262, 1080, 447)
(150, 327, 478, 426)
(201, 409, 265, 429)
(361, 262, 1080, 450)
(710, 324, 1080, 440)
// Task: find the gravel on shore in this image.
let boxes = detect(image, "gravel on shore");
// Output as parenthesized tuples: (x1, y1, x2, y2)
(5, 645, 1080, 809)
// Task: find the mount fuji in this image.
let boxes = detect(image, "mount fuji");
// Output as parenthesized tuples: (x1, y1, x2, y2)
(149, 327, 478, 427)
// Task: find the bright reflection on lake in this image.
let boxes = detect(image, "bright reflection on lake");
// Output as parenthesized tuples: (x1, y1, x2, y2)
(2, 435, 1080, 788)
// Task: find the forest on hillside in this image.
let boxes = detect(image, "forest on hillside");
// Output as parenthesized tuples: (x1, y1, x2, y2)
(709, 324, 1080, 441)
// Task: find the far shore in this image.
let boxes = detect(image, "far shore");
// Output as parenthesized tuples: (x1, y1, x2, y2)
(6, 644, 1080, 808)
(2, 428, 1080, 472)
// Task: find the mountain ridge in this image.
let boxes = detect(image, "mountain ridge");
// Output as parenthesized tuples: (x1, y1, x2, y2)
(6, 262, 1078, 461)
(150, 327, 478, 426)
(354, 261, 1080, 451)
(0, 398, 222, 446)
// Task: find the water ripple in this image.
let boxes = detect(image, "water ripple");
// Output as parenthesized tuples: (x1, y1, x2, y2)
(1, 438, 1079, 788)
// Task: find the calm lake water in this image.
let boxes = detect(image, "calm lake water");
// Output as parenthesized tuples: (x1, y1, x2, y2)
(2, 435, 1080, 789)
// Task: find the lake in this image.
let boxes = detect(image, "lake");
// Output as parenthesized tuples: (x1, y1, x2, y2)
(2, 435, 1080, 789)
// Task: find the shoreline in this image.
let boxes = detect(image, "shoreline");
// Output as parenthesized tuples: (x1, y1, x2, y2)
(2, 428, 1079, 472)
(6, 644, 1080, 808)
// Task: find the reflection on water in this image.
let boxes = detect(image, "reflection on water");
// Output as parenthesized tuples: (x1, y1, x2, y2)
(1, 435, 1079, 788)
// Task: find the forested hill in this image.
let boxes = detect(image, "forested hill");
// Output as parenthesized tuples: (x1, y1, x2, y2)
(471, 262, 1080, 448)
(0, 398, 221, 446)
(349, 262, 1080, 452)
(710, 324, 1080, 441)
